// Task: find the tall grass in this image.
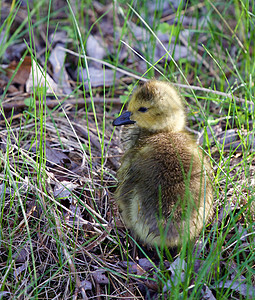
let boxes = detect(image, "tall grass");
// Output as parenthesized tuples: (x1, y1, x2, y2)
(0, 0, 254, 298)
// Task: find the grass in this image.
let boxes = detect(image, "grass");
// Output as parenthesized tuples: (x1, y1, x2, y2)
(0, 0, 254, 299)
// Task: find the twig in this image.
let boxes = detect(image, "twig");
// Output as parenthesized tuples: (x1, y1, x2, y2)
(172, 83, 251, 105)
(84, 222, 113, 251)
(1, 97, 121, 111)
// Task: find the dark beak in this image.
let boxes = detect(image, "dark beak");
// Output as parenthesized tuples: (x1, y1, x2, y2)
(112, 111, 136, 126)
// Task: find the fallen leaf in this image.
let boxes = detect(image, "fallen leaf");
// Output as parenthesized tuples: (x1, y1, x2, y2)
(30, 140, 74, 168)
(53, 181, 78, 199)
(201, 284, 216, 300)
(6, 56, 31, 85)
(163, 257, 187, 292)
(92, 269, 109, 285)
(49, 43, 72, 95)
(26, 59, 58, 94)
(86, 34, 106, 60)
(80, 66, 123, 88)
(80, 280, 92, 290)
(217, 280, 255, 298)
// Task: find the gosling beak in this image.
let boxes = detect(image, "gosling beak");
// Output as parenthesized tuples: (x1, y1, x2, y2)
(113, 111, 136, 126)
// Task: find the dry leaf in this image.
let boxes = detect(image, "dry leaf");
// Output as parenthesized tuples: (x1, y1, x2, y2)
(201, 284, 216, 300)
(26, 60, 58, 94)
(92, 269, 109, 285)
(217, 280, 255, 298)
(6, 56, 31, 85)
(86, 34, 106, 60)
(49, 43, 72, 95)
(80, 66, 122, 88)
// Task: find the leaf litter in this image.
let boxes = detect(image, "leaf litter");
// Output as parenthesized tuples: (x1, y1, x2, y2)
(0, 0, 254, 299)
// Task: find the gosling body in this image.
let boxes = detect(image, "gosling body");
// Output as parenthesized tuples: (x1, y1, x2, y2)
(113, 80, 213, 248)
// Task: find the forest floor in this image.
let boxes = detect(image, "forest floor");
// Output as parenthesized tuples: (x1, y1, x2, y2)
(0, 1, 254, 299)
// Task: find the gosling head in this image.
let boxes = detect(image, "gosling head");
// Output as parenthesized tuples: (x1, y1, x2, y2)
(113, 80, 186, 132)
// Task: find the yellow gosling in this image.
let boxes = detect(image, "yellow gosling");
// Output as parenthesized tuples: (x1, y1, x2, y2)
(113, 80, 213, 248)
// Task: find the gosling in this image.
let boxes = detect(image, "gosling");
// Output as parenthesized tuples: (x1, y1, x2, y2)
(113, 80, 213, 248)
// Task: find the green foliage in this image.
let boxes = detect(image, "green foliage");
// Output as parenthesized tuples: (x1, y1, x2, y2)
(158, 22, 179, 36)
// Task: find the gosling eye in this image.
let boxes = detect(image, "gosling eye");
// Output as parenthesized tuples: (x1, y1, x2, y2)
(138, 107, 148, 113)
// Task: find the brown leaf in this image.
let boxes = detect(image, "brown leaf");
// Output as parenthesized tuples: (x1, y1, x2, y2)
(6, 56, 31, 85)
